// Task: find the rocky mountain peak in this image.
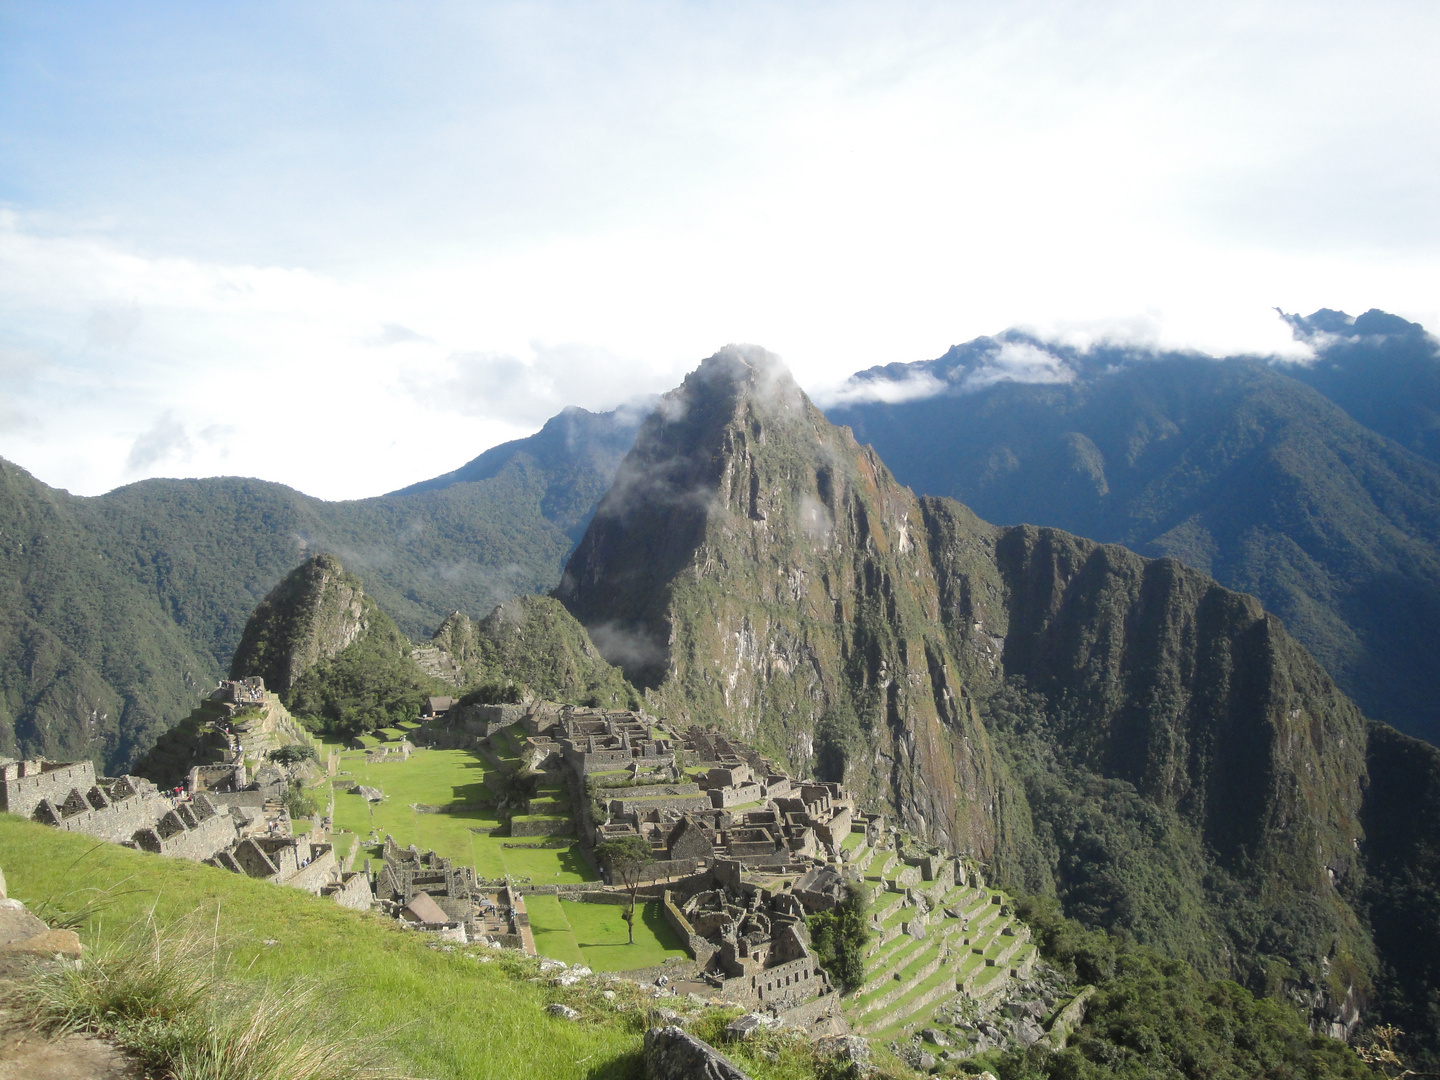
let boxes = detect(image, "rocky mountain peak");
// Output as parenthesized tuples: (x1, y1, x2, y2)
(228, 553, 376, 695)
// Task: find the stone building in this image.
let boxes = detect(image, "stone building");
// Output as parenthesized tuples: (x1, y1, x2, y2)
(659, 860, 835, 1010)
(3, 758, 243, 858)
(373, 836, 479, 925)
(556, 710, 675, 775)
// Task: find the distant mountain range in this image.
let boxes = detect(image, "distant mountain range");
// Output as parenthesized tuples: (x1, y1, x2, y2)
(5, 328, 1440, 1062)
(0, 405, 638, 770)
(827, 309, 1440, 748)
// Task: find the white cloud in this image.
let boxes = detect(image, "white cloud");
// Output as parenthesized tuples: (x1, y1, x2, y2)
(959, 341, 1077, 392)
(818, 371, 947, 408)
(0, 2, 1437, 496)
(364, 324, 431, 347)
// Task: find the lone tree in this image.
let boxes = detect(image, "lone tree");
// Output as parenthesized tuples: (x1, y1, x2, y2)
(807, 881, 870, 991)
(595, 835, 652, 944)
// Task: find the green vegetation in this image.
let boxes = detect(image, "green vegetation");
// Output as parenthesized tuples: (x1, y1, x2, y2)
(433, 596, 638, 709)
(231, 555, 454, 737)
(130, 710, 232, 787)
(808, 883, 870, 991)
(981, 895, 1377, 1080)
(0, 815, 648, 1080)
(16, 909, 398, 1080)
(270, 742, 318, 765)
(284, 777, 322, 821)
(0, 406, 639, 773)
(525, 895, 688, 972)
(3, 814, 929, 1080)
(977, 675, 1377, 1022)
(826, 321, 1440, 751)
(595, 835, 653, 944)
(328, 746, 595, 884)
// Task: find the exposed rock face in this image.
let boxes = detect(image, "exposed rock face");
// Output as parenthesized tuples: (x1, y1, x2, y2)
(556, 346, 1394, 1019)
(229, 554, 375, 693)
(558, 346, 1003, 855)
(644, 1026, 752, 1080)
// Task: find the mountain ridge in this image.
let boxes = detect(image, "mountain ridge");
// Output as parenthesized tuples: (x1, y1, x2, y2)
(826, 312, 1440, 747)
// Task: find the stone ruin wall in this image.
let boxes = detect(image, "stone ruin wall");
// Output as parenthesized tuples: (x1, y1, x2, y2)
(1, 760, 104, 819)
(133, 809, 237, 861)
(729, 953, 826, 1009)
(325, 871, 374, 911)
(661, 889, 719, 966)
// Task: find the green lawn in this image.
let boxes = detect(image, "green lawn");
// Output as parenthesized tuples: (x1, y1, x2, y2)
(524, 894, 586, 965)
(330, 747, 595, 885)
(525, 895, 689, 972)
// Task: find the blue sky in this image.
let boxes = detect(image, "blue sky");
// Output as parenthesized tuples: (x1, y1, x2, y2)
(1, 1, 1437, 498)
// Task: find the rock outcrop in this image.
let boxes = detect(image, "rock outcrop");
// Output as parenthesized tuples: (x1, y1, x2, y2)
(558, 346, 1003, 855)
(644, 1025, 752, 1080)
(229, 554, 377, 695)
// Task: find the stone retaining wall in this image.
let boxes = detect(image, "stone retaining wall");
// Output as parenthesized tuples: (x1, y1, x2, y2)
(510, 817, 575, 837)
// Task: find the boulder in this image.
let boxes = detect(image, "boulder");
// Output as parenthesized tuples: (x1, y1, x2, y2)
(724, 1013, 774, 1040)
(0, 927, 83, 958)
(1014, 1018, 1045, 1047)
(920, 1027, 950, 1046)
(645, 1025, 752, 1080)
(545, 1003, 580, 1021)
(817, 1034, 872, 1075)
(917, 1051, 936, 1070)
(0, 898, 49, 944)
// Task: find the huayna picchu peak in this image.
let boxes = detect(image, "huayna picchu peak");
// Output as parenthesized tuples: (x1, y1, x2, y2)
(557, 344, 1440, 1051)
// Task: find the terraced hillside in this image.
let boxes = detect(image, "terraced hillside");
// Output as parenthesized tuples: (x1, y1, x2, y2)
(841, 830, 1038, 1049)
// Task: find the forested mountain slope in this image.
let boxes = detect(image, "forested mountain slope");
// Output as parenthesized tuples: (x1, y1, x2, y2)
(557, 345, 1439, 1060)
(825, 312, 1440, 747)
(0, 407, 632, 771)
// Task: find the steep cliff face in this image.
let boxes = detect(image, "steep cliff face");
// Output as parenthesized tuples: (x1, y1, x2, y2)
(947, 519, 1375, 1006)
(558, 347, 1005, 854)
(229, 554, 380, 694)
(557, 347, 1396, 1021)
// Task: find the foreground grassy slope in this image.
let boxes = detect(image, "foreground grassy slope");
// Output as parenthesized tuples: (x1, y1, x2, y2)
(0, 816, 638, 1080)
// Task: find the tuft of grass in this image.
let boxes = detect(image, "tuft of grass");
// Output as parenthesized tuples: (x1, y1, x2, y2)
(16, 910, 407, 1080)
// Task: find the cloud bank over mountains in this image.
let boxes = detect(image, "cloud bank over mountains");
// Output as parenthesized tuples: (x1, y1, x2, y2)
(0, 1, 1437, 497)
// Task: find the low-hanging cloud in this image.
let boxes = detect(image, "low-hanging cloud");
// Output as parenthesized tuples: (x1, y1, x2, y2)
(817, 370, 947, 408)
(818, 340, 1076, 407)
(958, 340, 1077, 391)
(125, 412, 234, 473)
(586, 620, 668, 673)
(407, 341, 670, 428)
